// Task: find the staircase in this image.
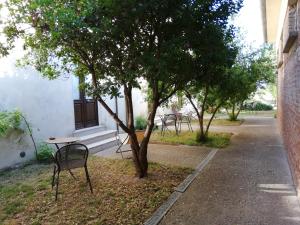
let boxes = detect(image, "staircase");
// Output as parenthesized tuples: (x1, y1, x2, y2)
(73, 126, 119, 154)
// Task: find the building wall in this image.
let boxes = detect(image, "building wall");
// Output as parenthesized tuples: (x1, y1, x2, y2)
(0, 46, 75, 169)
(0, 44, 148, 169)
(277, 0, 300, 193)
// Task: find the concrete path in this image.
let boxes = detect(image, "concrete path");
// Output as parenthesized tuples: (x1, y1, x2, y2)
(160, 117, 300, 225)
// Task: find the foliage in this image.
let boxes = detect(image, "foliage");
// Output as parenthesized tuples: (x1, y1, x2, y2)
(225, 44, 276, 120)
(1, 0, 242, 177)
(184, 25, 240, 141)
(0, 157, 191, 225)
(0, 109, 38, 159)
(0, 110, 22, 137)
(135, 116, 147, 130)
(151, 131, 232, 148)
(243, 101, 273, 111)
(36, 143, 54, 163)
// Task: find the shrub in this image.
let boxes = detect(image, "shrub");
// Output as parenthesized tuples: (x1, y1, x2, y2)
(135, 116, 147, 130)
(37, 143, 54, 163)
(243, 101, 273, 111)
(0, 110, 22, 137)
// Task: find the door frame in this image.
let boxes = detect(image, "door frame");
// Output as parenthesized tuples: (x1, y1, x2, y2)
(73, 76, 99, 130)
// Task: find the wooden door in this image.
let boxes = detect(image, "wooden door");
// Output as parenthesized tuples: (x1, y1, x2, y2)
(74, 77, 99, 130)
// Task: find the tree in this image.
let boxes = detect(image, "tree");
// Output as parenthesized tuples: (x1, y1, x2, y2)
(1, 0, 242, 177)
(225, 45, 276, 121)
(184, 25, 239, 141)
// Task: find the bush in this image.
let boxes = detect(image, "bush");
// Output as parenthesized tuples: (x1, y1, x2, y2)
(0, 110, 22, 137)
(135, 116, 147, 130)
(37, 143, 54, 163)
(243, 102, 273, 111)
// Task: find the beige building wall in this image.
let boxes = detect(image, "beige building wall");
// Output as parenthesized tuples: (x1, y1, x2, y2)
(264, 0, 282, 43)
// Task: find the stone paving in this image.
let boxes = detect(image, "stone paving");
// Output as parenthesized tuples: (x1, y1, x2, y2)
(159, 117, 300, 225)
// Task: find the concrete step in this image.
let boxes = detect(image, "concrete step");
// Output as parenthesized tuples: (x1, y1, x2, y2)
(73, 125, 106, 137)
(87, 137, 119, 154)
(79, 130, 117, 145)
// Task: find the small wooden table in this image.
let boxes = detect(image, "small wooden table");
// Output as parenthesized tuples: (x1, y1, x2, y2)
(45, 137, 80, 150)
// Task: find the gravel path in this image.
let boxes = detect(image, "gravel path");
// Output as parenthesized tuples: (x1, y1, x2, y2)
(159, 117, 300, 225)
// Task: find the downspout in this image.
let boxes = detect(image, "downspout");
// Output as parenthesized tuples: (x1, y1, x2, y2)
(115, 96, 119, 133)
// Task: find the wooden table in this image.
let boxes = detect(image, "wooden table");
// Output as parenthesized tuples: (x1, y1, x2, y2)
(45, 137, 80, 150)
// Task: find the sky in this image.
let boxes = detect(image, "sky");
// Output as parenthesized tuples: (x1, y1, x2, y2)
(233, 0, 265, 48)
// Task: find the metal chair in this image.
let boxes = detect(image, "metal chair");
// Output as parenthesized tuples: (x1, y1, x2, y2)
(177, 112, 193, 133)
(115, 132, 132, 159)
(160, 114, 178, 136)
(52, 143, 93, 200)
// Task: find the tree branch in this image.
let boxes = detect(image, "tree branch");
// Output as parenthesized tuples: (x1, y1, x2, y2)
(158, 88, 178, 105)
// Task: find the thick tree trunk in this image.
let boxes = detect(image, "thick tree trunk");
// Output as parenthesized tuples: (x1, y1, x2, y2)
(89, 68, 163, 178)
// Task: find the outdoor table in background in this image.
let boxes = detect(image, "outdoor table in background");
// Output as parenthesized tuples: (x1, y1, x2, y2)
(45, 137, 81, 181)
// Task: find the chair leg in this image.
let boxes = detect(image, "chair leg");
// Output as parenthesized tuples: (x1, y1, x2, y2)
(55, 171, 60, 201)
(52, 166, 56, 190)
(161, 123, 165, 136)
(84, 166, 93, 193)
(190, 122, 193, 132)
(68, 169, 76, 180)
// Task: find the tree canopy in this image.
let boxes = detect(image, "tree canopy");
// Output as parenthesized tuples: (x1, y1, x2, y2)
(1, 0, 243, 177)
(225, 44, 276, 120)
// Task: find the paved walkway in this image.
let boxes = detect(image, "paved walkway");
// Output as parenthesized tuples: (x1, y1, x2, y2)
(160, 117, 300, 225)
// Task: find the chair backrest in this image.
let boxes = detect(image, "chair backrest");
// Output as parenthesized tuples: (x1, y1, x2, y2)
(54, 143, 89, 171)
(166, 114, 177, 121)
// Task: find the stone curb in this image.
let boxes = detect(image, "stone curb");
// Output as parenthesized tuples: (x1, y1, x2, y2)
(144, 149, 218, 225)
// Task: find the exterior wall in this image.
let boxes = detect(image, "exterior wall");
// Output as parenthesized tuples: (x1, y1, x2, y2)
(265, 0, 282, 43)
(276, 0, 300, 193)
(0, 45, 75, 169)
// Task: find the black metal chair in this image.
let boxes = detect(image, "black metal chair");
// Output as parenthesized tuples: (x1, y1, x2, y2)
(52, 143, 93, 200)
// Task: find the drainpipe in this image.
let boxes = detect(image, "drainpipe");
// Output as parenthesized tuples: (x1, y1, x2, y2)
(115, 96, 119, 133)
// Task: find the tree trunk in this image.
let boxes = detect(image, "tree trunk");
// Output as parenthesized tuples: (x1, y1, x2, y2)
(185, 89, 207, 142)
(89, 67, 163, 178)
(198, 87, 209, 142)
(231, 103, 235, 120)
(204, 103, 222, 137)
(235, 103, 243, 120)
(228, 102, 242, 121)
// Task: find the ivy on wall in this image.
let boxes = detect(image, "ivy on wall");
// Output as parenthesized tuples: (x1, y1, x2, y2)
(0, 109, 38, 159)
(0, 110, 22, 137)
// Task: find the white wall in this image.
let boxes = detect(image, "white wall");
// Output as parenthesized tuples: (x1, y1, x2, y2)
(98, 88, 148, 132)
(132, 88, 148, 118)
(0, 46, 75, 169)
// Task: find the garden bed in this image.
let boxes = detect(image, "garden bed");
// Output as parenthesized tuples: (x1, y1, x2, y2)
(0, 157, 192, 225)
(192, 118, 244, 126)
(150, 131, 233, 148)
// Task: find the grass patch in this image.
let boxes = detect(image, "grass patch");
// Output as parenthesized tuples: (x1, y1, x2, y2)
(150, 131, 232, 148)
(192, 119, 244, 126)
(0, 157, 191, 225)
